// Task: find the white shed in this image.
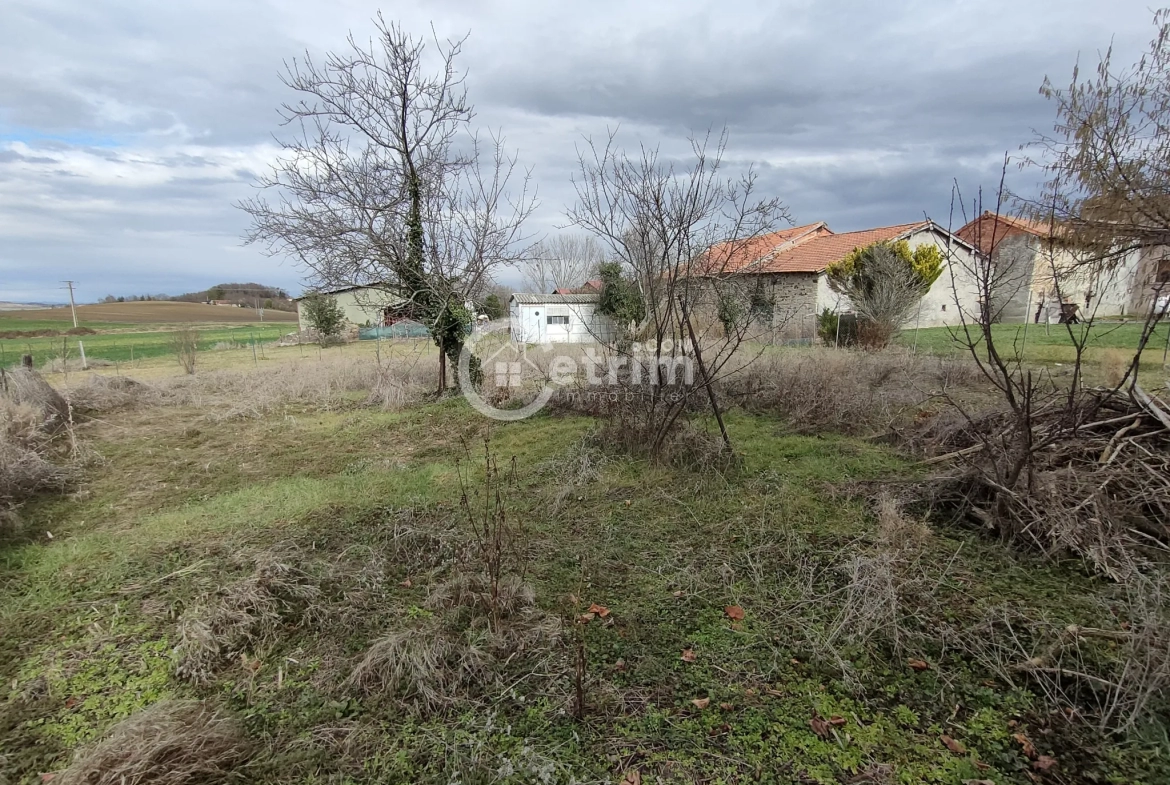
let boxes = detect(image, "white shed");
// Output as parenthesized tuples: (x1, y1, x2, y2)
(508, 293, 616, 344)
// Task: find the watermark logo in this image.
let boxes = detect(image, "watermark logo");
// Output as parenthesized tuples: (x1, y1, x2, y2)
(458, 330, 696, 421)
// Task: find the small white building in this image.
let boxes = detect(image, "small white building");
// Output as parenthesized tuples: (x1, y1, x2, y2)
(508, 293, 616, 344)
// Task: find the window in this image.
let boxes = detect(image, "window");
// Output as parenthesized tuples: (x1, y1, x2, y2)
(940, 304, 946, 312)
(547, 315, 569, 325)
(1157, 259, 1170, 284)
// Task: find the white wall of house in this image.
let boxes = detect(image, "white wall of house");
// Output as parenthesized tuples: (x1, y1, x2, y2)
(297, 287, 402, 331)
(814, 227, 982, 328)
(509, 298, 615, 344)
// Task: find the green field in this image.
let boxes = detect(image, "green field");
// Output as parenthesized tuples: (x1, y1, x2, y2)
(0, 319, 291, 368)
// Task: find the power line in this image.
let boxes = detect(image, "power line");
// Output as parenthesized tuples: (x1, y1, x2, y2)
(61, 280, 78, 328)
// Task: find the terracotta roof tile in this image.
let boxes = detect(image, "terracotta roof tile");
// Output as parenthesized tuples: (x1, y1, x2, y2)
(956, 211, 1055, 255)
(696, 222, 829, 275)
(752, 222, 930, 274)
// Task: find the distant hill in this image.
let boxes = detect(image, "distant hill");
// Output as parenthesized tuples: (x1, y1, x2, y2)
(99, 283, 297, 312)
(0, 302, 61, 310)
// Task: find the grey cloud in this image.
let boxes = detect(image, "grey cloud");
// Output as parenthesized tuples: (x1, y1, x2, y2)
(0, 0, 1161, 301)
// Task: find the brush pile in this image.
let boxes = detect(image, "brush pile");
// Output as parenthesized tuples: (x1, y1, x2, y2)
(925, 384, 1170, 579)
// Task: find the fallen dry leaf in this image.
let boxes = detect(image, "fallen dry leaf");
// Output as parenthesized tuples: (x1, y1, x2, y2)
(908, 658, 930, 672)
(588, 603, 611, 618)
(613, 659, 627, 672)
(39, 774, 56, 783)
(578, 612, 595, 624)
(828, 715, 847, 727)
(941, 735, 967, 755)
(672, 590, 686, 598)
(399, 578, 412, 588)
(618, 770, 641, 785)
(720, 702, 734, 711)
(691, 697, 711, 709)
(1032, 755, 1057, 772)
(680, 647, 696, 663)
(724, 605, 745, 621)
(1013, 732, 1038, 759)
(809, 715, 832, 739)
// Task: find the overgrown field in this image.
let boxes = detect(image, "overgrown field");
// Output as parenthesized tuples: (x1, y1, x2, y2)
(1, 351, 1168, 784)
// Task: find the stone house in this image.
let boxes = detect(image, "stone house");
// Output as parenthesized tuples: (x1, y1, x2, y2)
(956, 212, 1162, 320)
(693, 220, 982, 336)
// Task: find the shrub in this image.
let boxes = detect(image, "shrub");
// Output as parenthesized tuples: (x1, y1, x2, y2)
(300, 292, 347, 345)
(824, 240, 943, 348)
(481, 292, 505, 320)
(169, 328, 199, 375)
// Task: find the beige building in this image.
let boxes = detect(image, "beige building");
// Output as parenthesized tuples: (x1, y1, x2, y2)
(295, 285, 405, 332)
(694, 220, 982, 338)
(957, 212, 1161, 321)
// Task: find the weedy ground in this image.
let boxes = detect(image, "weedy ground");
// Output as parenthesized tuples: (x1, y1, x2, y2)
(1, 348, 1168, 785)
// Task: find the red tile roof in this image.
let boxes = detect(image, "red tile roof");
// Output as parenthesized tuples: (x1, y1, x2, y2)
(696, 222, 830, 275)
(751, 221, 931, 274)
(552, 279, 603, 295)
(956, 211, 1055, 255)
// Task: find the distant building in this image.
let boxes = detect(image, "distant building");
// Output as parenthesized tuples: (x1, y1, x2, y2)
(693, 220, 982, 336)
(552, 279, 603, 295)
(294, 284, 405, 332)
(956, 211, 1162, 320)
(508, 293, 616, 344)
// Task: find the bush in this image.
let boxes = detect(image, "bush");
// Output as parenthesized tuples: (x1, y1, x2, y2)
(824, 240, 943, 348)
(816, 308, 857, 347)
(170, 328, 199, 375)
(300, 293, 347, 345)
(481, 292, 505, 320)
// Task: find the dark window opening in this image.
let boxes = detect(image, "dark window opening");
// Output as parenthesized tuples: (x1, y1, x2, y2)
(1157, 259, 1170, 284)
(547, 315, 569, 325)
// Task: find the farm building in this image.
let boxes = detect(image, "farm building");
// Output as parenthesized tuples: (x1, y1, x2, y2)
(294, 284, 405, 332)
(509, 293, 617, 344)
(693, 220, 982, 335)
(956, 211, 1160, 320)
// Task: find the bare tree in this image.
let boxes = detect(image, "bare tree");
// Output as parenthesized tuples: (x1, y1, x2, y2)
(238, 15, 536, 391)
(520, 234, 606, 293)
(1026, 8, 1170, 312)
(567, 129, 789, 456)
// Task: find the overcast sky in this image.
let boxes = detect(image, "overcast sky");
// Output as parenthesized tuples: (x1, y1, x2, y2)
(0, 0, 1157, 303)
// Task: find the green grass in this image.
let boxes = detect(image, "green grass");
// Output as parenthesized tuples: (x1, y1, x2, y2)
(2, 396, 1166, 784)
(903, 321, 1170, 357)
(0, 322, 291, 367)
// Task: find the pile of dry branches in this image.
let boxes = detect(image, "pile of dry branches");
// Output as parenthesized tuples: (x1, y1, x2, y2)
(926, 384, 1170, 579)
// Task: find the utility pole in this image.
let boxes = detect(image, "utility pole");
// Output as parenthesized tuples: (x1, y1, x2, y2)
(62, 280, 78, 327)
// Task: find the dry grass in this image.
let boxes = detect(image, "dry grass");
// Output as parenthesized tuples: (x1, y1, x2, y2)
(64, 352, 437, 419)
(723, 348, 985, 435)
(174, 548, 321, 684)
(346, 602, 565, 715)
(51, 699, 251, 785)
(961, 573, 1170, 734)
(0, 391, 74, 511)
